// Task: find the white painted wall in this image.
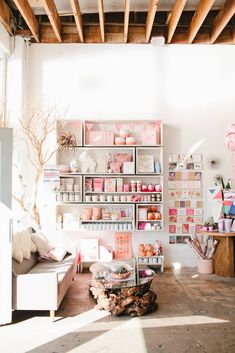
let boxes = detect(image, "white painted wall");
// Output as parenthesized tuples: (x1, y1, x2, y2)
(23, 43, 235, 267)
(0, 23, 10, 54)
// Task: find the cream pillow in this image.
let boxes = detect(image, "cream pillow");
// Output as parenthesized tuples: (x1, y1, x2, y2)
(12, 231, 24, 263)
(12, 229, 37, 262)
(31, 232, 54, 256)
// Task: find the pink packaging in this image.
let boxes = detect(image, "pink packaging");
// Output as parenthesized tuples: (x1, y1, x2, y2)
(116, 178, 123, 192)
(93, 178, 104, 192)
(104, 178, 116, 192)
(123, 184, 130, 192)
(109, 162, 122, 173)
(93, 207, 101, 217)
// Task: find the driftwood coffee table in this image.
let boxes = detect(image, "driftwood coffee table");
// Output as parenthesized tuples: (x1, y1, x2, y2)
(89, 262, 157, 317)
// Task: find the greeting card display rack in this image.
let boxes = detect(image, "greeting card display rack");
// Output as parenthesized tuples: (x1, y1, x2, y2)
(168, 153, 203, 244)
(55, 120, 164, 233)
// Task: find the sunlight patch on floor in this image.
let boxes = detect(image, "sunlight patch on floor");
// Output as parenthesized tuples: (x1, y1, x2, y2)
(67, 317, 147, 353)
(73, 315, 229, 333)
(0, 309, 110, 353)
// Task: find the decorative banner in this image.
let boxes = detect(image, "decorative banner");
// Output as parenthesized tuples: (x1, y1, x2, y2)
(207, 185, 223, 222)
(43, 165, 59, 182)
(114, 232, 132, 259)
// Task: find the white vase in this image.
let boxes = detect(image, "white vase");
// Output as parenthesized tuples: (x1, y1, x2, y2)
(70, 160, 79, 172)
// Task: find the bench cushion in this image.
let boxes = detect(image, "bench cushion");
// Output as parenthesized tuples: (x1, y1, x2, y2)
(27, 254, 75, 282)
(12, 254, 38, 275)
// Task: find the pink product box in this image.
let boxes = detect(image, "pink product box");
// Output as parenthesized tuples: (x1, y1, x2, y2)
(93, 178, 104, 192)
(104, 178, 116, 192)
(93, 207, 102, 217)
(87, 131, 114, 145)
(102, 210, 110, 220)
(138, 222, 147, 230)
(85, 178, 93, 192)
(123, 184, 130, 192)
(116, 178, 123, 192)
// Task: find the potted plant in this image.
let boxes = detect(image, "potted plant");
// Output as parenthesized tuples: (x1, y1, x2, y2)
(203, 217, 215, 231)
(110, 265, 132, 280)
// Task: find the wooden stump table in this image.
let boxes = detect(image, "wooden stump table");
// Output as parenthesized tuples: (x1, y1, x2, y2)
(89, 269, 158, 317)
(199, 231, 235, 277)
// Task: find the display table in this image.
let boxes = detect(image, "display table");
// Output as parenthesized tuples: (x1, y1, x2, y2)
(199, 231, 235, 277)
(88, 261, 157, 316)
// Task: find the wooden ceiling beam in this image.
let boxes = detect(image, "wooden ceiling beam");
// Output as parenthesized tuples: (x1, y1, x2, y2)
(0, 0, 13, 35)
(210, 0, 235, 43)
(188, 0, 215, 43)
(124, 0, 130, 43)
(146, 0, 159, 43)
(70, 0, 84, 42)
(17, 25, 234, 45)
(13, 0, 39, 42)
(97, 0, 105, 42)
(41, 0, 62, 42)
(167, 0, 187, 43)
(232, 19, 235, 44)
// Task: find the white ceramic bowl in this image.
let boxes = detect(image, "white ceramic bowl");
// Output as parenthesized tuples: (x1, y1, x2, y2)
(59, 165, 70, 173)
(115, 137, 126, 145)
(119, 129, 130, 138)
(126, 137, 136, 145)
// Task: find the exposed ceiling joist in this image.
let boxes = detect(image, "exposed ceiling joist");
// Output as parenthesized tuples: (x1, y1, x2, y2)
(124, 0, 131, 43)
(41, 0, 62, 43)
(188, 0, 215, 43)
(0, 0, 13, 35)
(18, 24, 233, 45)
(97, 0, 105, 43)
(167, 0, 187, 43)
(146, 0, 159, 43)
(210, 0, 235, 43)
(70, 0, 84, 43)
(13, 0, 39, 42)
(232, 19, 235, 43)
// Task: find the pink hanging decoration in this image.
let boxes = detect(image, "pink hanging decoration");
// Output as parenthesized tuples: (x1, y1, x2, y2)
(225, 123, 235, 187)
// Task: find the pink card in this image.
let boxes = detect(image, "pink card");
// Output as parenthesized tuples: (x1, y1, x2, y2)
(176, 224, 183, 233)
(169, 225, 176, 233)
(169, 216, 177, 222)
(189, 224, 195, 233)
(186, 209, 194, 215)
(182, 224, 189, 233)
(194, 216, 203, 223)
(195, 224, 203, 233)
(178, 208, 186, 215)
(169, 208, 177, 215)
(182, 172, 188, 181)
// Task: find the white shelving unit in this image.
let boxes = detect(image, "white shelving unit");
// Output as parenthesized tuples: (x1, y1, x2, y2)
(136, 256, 164, 272)
(55, 119, 164, 234)
(136, 204, 163, 231)
(83, 175, 163, 203)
